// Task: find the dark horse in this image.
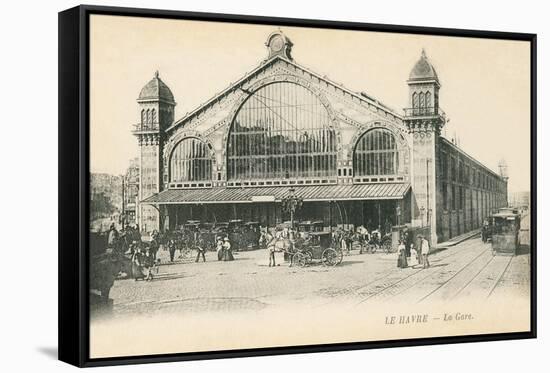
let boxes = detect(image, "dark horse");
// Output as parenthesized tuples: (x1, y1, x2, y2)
(89, 232, 131, 306)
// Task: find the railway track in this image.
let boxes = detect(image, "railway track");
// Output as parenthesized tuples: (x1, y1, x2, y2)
(353, 238, 485, 305)
(486, 255, 514, 299)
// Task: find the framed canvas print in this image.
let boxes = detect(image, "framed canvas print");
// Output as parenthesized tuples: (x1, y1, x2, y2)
(58, 4, 537, 367)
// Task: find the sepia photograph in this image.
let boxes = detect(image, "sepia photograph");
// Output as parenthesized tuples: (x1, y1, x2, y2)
(85, 11, 533, 360)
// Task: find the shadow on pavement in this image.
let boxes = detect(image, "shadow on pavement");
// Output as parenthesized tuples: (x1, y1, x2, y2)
(338, 260, 366, 267)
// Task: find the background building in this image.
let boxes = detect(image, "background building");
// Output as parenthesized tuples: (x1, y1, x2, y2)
(509, 191, 530, 210)
(134, 30, 507, 244)
(121, 157, 140, 226)
(89, 173, 123, 230)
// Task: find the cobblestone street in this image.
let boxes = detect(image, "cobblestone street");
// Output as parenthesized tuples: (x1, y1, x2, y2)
(108, 223, 530, 319)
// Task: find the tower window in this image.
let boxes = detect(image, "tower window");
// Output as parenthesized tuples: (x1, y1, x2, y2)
(151, 109, 157, 125)
(419, 92, 425, 114)
(412, 92, 419, 114)
(425, 91, 431, 108)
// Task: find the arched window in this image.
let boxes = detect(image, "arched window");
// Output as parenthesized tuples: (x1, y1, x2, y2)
(227, 82, 337, 180)
(353, 128, 399, 176)
(412, 92, 419, 115)
(151, 109, 157, 125)
(146, 109, 151, 125)
(170, 138, 212, 182)
(419, 92, 425, 114)
(141, 109, 146, 124)
(412, 92, 419, 108)
(425, 91, 431, 108)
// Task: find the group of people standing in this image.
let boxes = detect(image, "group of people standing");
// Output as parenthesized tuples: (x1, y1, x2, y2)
(106, 222, 159, 281)
(397, 232, 431, 269)
(216, 237, 234, 261)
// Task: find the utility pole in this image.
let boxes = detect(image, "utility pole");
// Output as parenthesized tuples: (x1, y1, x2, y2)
(121, 175, 125, 226)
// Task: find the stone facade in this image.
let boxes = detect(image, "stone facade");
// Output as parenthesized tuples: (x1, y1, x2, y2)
(133, 30, 508, 243)
(435, 138, 508, 242)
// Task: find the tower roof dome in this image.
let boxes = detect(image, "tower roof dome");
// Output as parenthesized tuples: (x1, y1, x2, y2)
(138, 71, 175, 103)
(409, 49, 439, 82)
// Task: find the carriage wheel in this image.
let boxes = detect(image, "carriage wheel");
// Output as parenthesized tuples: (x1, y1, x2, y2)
(322, 248, 339, 266)
(336, 249, 343, 264)
(292, 252, 308, 267)
(304, 250, 313, 264)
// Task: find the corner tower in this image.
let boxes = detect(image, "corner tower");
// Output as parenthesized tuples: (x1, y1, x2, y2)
(134, 71, 176, 232)
(404, 50, 446, 245)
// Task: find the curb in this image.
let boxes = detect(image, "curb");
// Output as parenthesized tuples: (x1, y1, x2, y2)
(435, 229, 481, 251)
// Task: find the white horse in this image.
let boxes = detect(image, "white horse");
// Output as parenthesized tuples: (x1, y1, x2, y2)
(261, 231, 294, 267)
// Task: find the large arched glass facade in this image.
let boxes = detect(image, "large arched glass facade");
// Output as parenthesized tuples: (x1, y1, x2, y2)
(169, 138, 212, 182)
(227, 82, 337, 180)
(353, 128, 399, 176)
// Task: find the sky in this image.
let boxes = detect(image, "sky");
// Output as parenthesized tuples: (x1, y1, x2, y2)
(90, 15, 531, 193)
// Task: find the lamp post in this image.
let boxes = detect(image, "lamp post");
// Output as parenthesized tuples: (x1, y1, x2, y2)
(281, 187, 303, 229)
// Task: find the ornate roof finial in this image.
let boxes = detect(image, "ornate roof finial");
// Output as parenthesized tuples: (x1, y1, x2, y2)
(265, 30, 293, 60)
(154, 70, 159, 78)
(421, 48, 427, 59)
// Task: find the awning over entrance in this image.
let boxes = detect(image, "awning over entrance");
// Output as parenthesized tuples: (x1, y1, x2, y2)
(141, 183, 410, 205)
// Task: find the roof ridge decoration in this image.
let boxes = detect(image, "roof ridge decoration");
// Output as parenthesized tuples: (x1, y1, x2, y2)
(265, 29, 293, 60)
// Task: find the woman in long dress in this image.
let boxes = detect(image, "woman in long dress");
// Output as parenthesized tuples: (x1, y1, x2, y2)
(397, 240, 408, 268)
(222, 237, 234, 261)
(216, 237, 224, 261)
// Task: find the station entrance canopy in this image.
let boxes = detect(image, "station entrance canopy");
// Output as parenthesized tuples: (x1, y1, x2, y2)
(141, 183, 410, 205)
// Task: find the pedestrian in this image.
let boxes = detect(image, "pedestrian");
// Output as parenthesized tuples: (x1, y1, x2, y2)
(397, 239, 408, 268)
(131, 246, 146, 281)
(195, 243, 206, 263)
(168, 237, 177, 262)
(222, 237, 234, 261)
(216, 237, 224, 261)
(139, 246, 156, 281)
(149, 229, 160, 262)
(345, 228, 353, 253)
(402, 229, 411, 257)
(107, 223, 119, 251)
(419, 235, 430, 268)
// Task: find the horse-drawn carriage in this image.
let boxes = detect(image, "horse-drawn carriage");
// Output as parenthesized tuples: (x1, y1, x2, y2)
(291, 232, 343, 267)
(242, 221, 261, 250)
(225, 219, 261, 251)
(352, 229, 393, 254)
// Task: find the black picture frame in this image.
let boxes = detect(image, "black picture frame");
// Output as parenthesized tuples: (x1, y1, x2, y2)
(58, 4, 537, 367)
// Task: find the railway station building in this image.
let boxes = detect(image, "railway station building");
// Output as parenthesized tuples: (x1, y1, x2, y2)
(134, 30, 508, 244)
